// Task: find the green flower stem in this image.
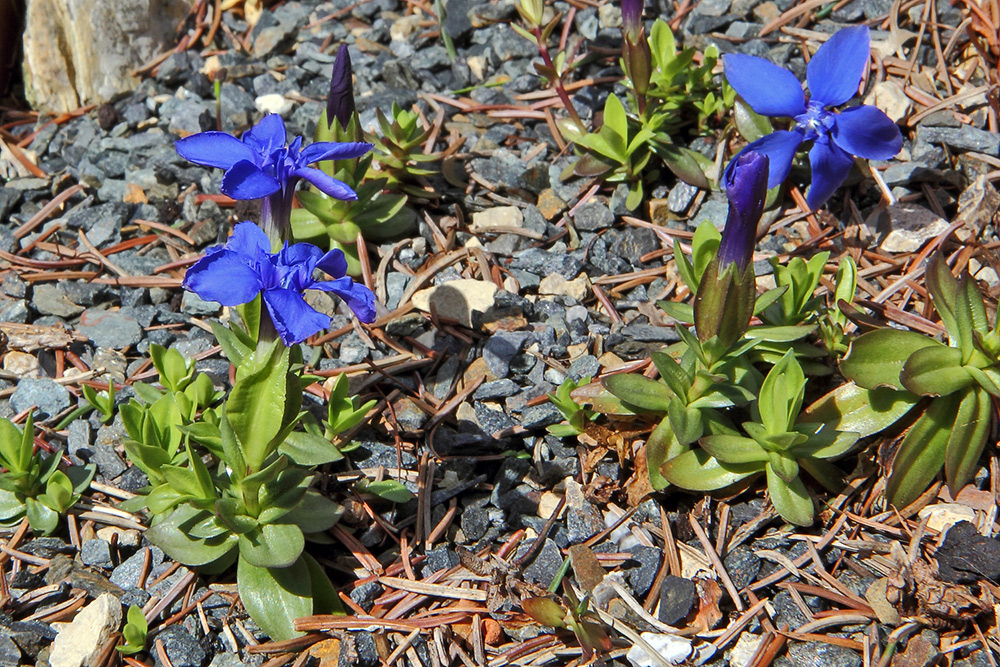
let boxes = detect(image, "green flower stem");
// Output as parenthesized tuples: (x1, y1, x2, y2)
(532, 27, 585, 133)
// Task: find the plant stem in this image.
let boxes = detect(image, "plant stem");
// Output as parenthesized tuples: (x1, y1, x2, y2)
(533, 27, 586, 132)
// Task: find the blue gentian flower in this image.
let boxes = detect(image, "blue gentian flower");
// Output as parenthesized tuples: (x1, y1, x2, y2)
(175, 114, 372, 242)
(718, 150, 769, 273)
(183, 221, 376, 345)
(723, 26, 902, 209)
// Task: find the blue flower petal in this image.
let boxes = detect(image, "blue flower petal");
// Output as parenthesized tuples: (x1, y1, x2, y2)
(317, 248, 349, 279)
(725, 130, 804, 189)
(292, 167, 358, 201)
(276, 242, 325, 291)
(806, 140, 855, 209)
(806, 26, 870, 107)
(222, 160, 282, 199)
(299, 142, 374, 164)
(262, 287, 331, 345)
(831, 105, 903, 160)
(227, 221, 271, 260)
(175, 132, 257, 170)
(183, 248, 264, 306)
(313, 277, 377, 323)
(722, 54, 806, 117)
(241, 114, 287, 157)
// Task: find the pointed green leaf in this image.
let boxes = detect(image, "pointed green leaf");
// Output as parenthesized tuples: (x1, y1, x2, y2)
(840, 329, 945, 390)
(237, 556, 313, 641)
(765, 466, 813, 526)
(899, 345, 971, 396)
(944, 386, 992, 496)
(885, 393, 960, 507)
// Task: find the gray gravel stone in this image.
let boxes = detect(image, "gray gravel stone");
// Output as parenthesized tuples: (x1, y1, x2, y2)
(786, 641, 861, 667)
(573, 201, 615, 231)
(483, 331, 533, 378)
(111, 547, 165, 590)
(916, 125, 1000, 154)
(153, 625, 206, 667)
(77, 308, 143, 349)
(519, 538, 562, 587)
(31, 284, 84, 319)
(658, 575, 697, 625)
(81, 539, 114, 569)
(10, 379, 71, 421)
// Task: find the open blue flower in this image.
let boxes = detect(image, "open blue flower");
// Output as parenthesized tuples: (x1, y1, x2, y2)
(723, 26, 902, 209)
(183, 221, 376, 345)
(175, 114, 372, 242)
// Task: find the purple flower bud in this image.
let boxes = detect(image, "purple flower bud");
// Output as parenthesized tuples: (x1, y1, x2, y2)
(327, 44, 356, 130)
(621, 0, 644, 42)
(717, 151, 769, 273)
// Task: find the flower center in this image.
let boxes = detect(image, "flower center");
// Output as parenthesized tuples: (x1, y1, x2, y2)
(793, 100, 834, 142)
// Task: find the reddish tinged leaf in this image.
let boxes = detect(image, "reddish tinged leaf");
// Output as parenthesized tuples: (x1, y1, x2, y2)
(522, 597, 567, 628)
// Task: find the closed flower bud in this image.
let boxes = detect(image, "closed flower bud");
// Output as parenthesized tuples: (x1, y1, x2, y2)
(621, 0, 644, 43)
(694, 151, 769, 348)
(327, 44, 356, 130)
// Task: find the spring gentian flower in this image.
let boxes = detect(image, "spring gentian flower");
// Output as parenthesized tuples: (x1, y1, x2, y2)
(695, 151, 769, 348)
(723, 26, 902, 209)
(717, 151, 769, 273)
(184, 221, 376, 345)
(175, 114, 372, 244)
(327, 45, 356, 130)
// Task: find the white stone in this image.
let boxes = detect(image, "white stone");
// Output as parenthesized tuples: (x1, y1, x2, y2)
(870, 81, 912, 123)
(23, 0, 195, 113)
(255, 94, 294, 117)
(871, 203, 950, 254)
(50, 593, 122, 667)
(539, 273, 590, 302)
(471, 206, 523, 232)
(626, 633, 693, 667)
(726, 632, 764, 667)
(411, 279, 498, 328)
(918, 503, 976, 533)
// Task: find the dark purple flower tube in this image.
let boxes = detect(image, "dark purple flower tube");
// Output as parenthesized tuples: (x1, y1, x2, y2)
(717, 150, 769, 273)
(621, 0, 644, 42)
(327, 44, 356, 130)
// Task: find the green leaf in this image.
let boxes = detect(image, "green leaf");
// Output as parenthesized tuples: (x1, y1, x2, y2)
(925, 253, 962, 343)
(801, 382, 916, 438)
(944, 386, 992, 496)
(24, 498, 59, 535)
(885, 393, 960, 507)
(667, 397, 703, 446)
(644, 418, 682, 491)
(65, 463, 96, 494)
(357, 479, 414, 503)
(653, 143, 710, 190)
(765, 466, 813, 526)
(840, 329, 945, 390)
(660, 448, 757, 491)
(757, 350, 805, 435)
(658, 300, 694, 323)
(146, 505, 238, 566)
(42, 470, 74, 512)
(733, 99, 773, 143)
(651, 350, 691, 398)
(227, 343, 290, 471)
(744, 325, 815, 343)
(899, 345, 971, 396)
(279, 490, 343, 534)
(522, 597, 567, 628)
(279, 431, 345, 466)
(602, 374, 673, 412)
(0, 489, 25, 522)
(791, 424, 858, 460)
(967, 365, 1000, 398)
(238, 523, 305, 568)
(699, 434, 768, 464)
(238, 556, 313, 641)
